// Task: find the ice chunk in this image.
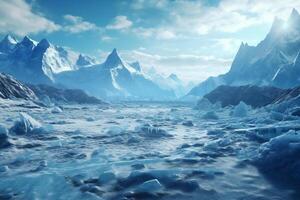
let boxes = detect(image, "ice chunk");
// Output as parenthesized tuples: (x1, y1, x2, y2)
(255, 130, 300, 183)
(0, 125, 11, 148)
(51, 106, 62, 113)
(202, 111, 219, 120)
(135, 124, 172, 138)
(196, 98, 222, 110)
(10, 112, 46, 135)
(135, 179, 163, 193)
(106, 126, 125, 136)
(232, 101, 248, 117)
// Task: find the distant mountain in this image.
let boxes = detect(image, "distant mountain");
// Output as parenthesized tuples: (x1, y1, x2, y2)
(56, 49, 175, 100)
(0, 73, 37, 100)
(143, 67, 191, 97)
(0, 35, 96, 84)
(188, 8, 300, 97)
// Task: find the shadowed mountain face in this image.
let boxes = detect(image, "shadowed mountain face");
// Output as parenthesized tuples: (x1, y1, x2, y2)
(0, 73, 37, 100)
(0, 72, 104, 105)
(28, 84, 106, 105)
(189, 9, 300, 97)
(204, 85, 300, 108)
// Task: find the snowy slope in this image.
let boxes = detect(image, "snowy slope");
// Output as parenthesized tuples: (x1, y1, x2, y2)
(189, 8, 300, 97)
(56, 49, 175, 100)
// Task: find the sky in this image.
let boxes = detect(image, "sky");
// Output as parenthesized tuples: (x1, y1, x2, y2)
(0, 0, 300, 84)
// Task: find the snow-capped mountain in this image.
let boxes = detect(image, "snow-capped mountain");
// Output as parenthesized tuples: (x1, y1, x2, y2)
(56, 49, 175, 100)
(0, 35, 97, 84)
(188, 8, 300, 97)
(0, 35, 18, 54)
(0, 35, 178, 100)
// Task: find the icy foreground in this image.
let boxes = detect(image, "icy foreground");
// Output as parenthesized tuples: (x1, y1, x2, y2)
(0, 100, 299, 200)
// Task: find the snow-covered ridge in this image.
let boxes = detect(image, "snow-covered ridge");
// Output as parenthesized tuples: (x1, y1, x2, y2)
(0, 35, 181, 100)
(0, 35, 97, 84)
(0, 73, 37, 100)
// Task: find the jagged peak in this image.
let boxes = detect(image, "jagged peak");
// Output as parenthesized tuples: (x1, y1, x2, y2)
(130, 61, 142, 71)
(290, 8, 300, 20)
(21, 36, 37, 46)
(104, 48, 123, 68)
(288, 8, 300, 27)
(37, 38, 51, 49)
(168, 73, 180, 82)
(2, 34, 18, 44)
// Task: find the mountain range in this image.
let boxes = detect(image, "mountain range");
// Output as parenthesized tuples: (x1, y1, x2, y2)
(188, 8, 300, 97)
(0, 35, 179, 100)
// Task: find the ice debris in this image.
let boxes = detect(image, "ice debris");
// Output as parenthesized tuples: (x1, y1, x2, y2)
(135, 124, 172, 138)
(255, 130, 300, 183)
(232, 101, 248, 117)
(10, 112, 48, 135)
(0, 125, 11, 148)
(51, 106, 62, 113)
(202, 111, 219, 120)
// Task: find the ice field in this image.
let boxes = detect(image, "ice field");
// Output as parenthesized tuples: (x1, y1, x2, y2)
(0, 99, 300, 200)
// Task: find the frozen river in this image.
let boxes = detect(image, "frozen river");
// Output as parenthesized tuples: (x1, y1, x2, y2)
(0, 99, 299, 200)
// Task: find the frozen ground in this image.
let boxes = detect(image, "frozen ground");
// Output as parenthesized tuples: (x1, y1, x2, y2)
(0, 99, 299, 200)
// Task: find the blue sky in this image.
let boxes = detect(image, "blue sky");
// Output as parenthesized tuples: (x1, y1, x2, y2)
(0, 0, 300, 83)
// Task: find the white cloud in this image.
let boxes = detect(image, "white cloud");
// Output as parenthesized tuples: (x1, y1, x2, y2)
(131, 0, 168, 10)
(63, 14, 100, 33)
(133, 27, 176, 40)
(121, 50, 232, 82)
(101, 35, 114, 42)
(106, 16, 133, 30)
(0, 0, 60, 36)
(129, 0, 300, 36)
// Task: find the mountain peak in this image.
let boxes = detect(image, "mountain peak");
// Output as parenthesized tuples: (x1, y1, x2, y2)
(2, 34, 18, 44)
(288, 8, 300, 27)
(21, 36, 37, 47)
(130, 61, 142, 71)
(290, 8, 300, 19)
(168, 73, 180, 82)
(0, 34, 18, 53)
(37, 38, 51, 48)
(104, 48, 123, 68)
(76, 54, 96, 67)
